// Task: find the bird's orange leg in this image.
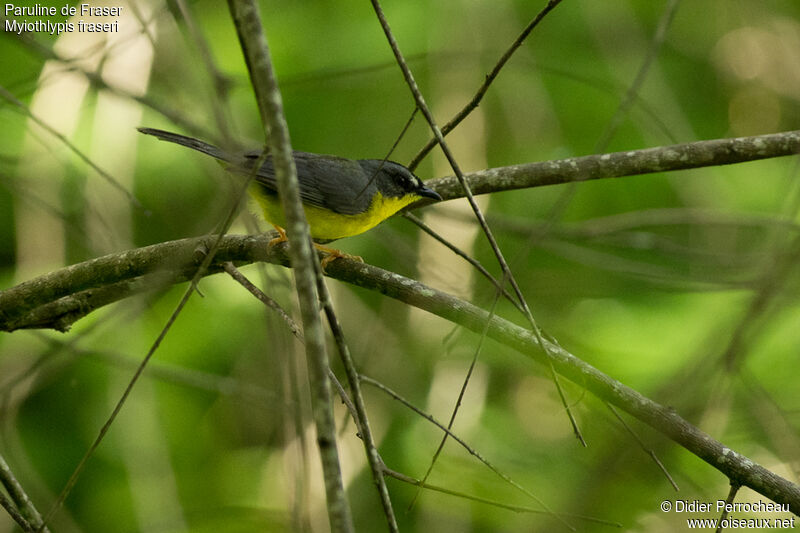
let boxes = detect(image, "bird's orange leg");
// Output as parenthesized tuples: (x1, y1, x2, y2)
(268, 225, 288, 247)
(268, 227, 362, 271)
(315, 243, 363, 271)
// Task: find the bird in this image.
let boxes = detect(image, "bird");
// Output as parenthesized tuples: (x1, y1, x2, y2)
(137, 127, 442, 268)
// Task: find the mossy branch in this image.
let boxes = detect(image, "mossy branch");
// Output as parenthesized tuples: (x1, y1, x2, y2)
(427, 130, 800, 201)
(3, 233, 799, 512)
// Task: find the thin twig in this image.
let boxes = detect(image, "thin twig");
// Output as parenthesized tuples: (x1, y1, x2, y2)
(383, 468, 623, 527)
(360, 375, 571, 529)
(370, 0, 586, 452)
(0, 454, 47, 532)
(722, 231, 800, 370)
(527, 0, 682, 254)
(0, 84, 145, 211)
(355, 106, 419, 201)
(316, 269, 399, 532)
(606, 403, 678, 491)
(403, 212, 524, 314)
(0, 491, 33, 533)
(11, 32, 209, 138)
(594, 0, 681, 152)
(408, 290, 507, 510)
(223, 262, 303, 340)
(222, 263, 361, 431)
(173, 0, 236, 142)
(715, 482, 741, 533)
(371, 4, 586, 493)
(409, 0, 565, 170)
(36, 145, 257, 533)
(226, 1, 353, 530)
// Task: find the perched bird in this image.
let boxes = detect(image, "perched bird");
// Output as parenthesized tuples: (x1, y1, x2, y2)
(138, 127, 441, 267)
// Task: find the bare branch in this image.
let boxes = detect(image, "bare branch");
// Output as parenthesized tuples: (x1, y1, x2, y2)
(426, 130, 800, 202)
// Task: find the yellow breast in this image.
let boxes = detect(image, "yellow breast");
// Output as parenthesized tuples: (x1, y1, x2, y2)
(249, 185, 421, 241)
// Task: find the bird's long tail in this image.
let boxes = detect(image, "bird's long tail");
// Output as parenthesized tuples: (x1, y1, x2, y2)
(137, 128, 230, 162)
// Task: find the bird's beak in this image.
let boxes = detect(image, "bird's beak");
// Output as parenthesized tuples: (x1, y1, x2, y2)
(417, 186, 442, 202)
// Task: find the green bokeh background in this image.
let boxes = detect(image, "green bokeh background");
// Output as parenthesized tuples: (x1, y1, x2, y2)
(1, 0, 799, 531)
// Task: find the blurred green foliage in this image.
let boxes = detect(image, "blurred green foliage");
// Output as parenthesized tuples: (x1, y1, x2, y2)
(1, 0, 800, 531)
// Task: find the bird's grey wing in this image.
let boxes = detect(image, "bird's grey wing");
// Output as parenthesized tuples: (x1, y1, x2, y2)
(295, 154, 375, 215)
(239, 151, 372, 215)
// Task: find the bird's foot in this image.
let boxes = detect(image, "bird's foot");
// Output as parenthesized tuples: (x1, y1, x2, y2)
(315, 243, 363, 272)
(268, 226, 288, 247)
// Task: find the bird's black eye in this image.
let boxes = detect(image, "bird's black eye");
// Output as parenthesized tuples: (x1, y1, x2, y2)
(384, 161, 422, 191)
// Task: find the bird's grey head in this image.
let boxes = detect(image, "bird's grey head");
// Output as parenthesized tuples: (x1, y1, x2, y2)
(358, 159, 441, 201)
